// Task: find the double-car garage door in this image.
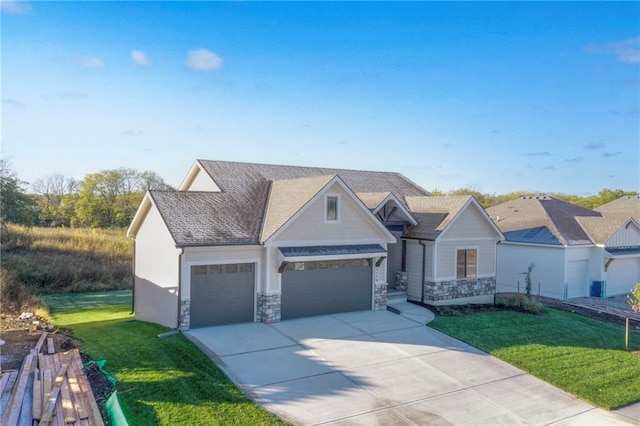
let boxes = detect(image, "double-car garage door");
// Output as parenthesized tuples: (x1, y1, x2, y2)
(189, 258, 373, 328)
(282, 258, 373, 320)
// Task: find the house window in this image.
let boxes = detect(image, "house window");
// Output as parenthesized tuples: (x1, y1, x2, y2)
(326, 195, 339, 222)
(456, 249, 477, 278)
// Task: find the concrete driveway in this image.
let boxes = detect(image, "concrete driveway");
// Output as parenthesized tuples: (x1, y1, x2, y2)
(186, 302, 635, 425)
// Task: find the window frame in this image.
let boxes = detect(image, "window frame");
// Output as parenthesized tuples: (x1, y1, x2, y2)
(456, 248, 478, 279)
(324, 194, 341, 223)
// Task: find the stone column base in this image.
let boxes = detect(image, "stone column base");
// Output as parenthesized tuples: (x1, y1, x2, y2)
(257, 293, 282, 323)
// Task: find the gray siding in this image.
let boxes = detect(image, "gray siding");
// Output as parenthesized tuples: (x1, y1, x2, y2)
(405, 239, 423, 301)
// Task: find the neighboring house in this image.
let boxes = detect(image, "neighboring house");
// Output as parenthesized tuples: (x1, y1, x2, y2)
(127, 160, 502, 330)
(487, 196, 640, 300)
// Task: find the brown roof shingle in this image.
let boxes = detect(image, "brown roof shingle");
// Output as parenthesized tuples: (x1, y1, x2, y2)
(486, 196, 600, 246)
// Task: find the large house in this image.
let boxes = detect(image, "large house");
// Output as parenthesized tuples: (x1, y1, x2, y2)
(127, 160, 502, 329)
(487, 195, 640, 299)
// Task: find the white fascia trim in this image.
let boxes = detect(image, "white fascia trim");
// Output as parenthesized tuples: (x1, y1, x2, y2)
(127, 192, 153, 238)
(372, 193, 418, 225)
(178, 160, 202, 190)
(178, 160, 222, 191)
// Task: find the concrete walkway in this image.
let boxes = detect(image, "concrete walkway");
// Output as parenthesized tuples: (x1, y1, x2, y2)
(186, 304, 637, 425)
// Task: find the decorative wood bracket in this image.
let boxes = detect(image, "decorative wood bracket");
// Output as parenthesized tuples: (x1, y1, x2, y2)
(278, 261, 289, 273)
(604, 257, 615, 272)
(375, 256, 386, 267)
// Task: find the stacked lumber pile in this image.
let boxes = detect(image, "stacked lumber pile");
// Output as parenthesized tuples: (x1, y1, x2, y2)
(0, 332, 104, 426)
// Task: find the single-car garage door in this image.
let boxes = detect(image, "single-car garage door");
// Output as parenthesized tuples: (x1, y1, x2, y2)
(281, 258, 372, 320)
(190, 263, 255, 328)
(567, 260, 589, 298)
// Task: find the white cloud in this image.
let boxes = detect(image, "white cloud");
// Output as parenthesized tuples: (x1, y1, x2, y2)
(185, 48, 223, 72)
(1, 1, 33, 14)
(79, 56, 105, 69)
(585, 36, 640, 64)
(131, 50, 150, 66)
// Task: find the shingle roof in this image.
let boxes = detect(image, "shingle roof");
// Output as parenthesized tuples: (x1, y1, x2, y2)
(279, 244, 386, 257)
(486, 196, 600, 246)
(356, 192, 392, 209)
(595, 196, 640, 220)
(576, 215, 637, 245)
(198, 160, 428, 200)
(150, 190, 264, 246)
(151, 160, 429, 246)
(403, 195, 472, 240)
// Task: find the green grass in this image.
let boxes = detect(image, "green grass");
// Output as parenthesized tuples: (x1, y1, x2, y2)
(429, 308, 640, 409)
(1, 225, 131, 308)
(45, 291, 286, 426)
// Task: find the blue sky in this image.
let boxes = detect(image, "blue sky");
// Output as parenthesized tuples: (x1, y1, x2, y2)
(2, 1, 639, 194)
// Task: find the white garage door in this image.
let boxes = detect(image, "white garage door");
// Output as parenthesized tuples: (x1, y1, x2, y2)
(607, 258, 640, 296)
(567, 260, 589, 298)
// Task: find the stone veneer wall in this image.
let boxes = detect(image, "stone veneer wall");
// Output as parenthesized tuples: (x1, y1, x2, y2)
(374, 283, 387, 310)
(179, 299, 191, 331)
(257, 293, 281, 323)
(395, 272, 408, 291)
(424, 277, 496, 301)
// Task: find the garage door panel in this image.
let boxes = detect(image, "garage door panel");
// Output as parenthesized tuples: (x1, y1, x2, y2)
(190, 264, 255, 328)
(607, 258, 640, 296)
(567, 260, 589, 298)
(282, 261, 372, 320)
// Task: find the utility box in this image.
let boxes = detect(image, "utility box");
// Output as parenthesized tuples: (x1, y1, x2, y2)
(591, 281, 606, 298)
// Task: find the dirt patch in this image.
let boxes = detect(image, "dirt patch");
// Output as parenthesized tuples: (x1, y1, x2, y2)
(1, 301, 114, 423)
(1, 302, 60, 370)
(537, 295, 640, 330)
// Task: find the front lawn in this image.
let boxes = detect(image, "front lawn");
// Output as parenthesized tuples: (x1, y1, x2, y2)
(45, 291, 285, 425)
(429, 308, 640, 409)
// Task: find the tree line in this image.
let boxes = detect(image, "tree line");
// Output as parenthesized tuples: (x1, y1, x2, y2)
(0, 159, 172, 228)
(430, 187, 638, 209)
(1, 159, 637, 228)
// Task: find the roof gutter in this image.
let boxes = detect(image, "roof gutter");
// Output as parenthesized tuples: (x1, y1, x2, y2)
(130, 239, 135, 315)
(419, 240, 427, 304)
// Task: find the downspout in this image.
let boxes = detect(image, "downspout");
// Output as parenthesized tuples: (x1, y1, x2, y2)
(177, 248, 184, 330)
(130, 240, 136, 314)
(419, 240, 427, 303)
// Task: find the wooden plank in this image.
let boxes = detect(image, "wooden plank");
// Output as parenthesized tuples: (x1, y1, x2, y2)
(52, 354, 65, 426)
(32, 372, 43, 420)
(34, 331, 49, 353)
(18, 364, 35, 426)
(47, 338, 56, 355)
(0, 372, 12, 399)
(0, 371, 18, 418)
(66, 365, 88, 421)
(71, 350, 104, 426)
(39, 353, 73, 426)
(0, 353, 35, 426)
(60, 374, 76, 424)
